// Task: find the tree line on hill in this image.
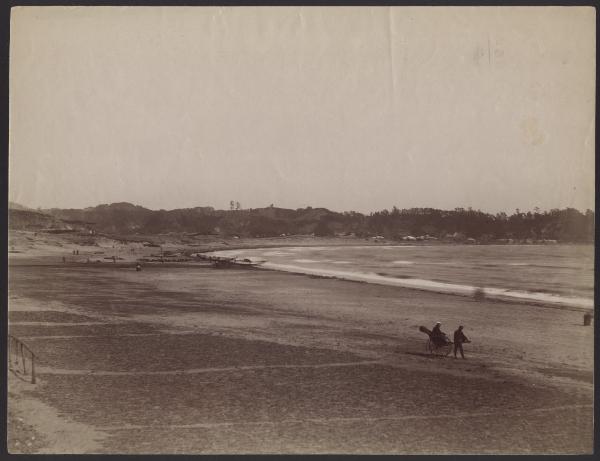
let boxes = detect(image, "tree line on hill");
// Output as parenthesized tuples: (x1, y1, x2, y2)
(8, 202, 595, 243)
(358, 206, 594, 242)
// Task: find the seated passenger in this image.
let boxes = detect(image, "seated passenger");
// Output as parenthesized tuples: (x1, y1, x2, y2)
(431, 322, 448, 346)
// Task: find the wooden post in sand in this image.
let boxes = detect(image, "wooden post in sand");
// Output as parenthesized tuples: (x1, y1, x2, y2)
(20, 342, 26, 374)
(31, 353, 36, 384)
(583, 312, 593, 326)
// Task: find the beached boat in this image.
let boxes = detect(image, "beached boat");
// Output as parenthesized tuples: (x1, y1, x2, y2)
(203, 255, 264, 268)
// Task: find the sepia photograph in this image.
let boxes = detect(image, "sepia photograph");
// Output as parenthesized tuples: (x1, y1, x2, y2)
(7, 5, 595, 454)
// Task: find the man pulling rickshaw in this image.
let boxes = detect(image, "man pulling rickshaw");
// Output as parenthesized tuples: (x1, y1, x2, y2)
(419, 322, 469, 357)
(453, 325, 470, 359)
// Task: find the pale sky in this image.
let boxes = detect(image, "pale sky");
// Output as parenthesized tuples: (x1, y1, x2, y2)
(9, 6, 595, 213)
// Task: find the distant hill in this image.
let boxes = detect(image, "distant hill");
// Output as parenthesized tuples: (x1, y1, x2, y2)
(8, 202, 72, 231)
(9, 201, 34, 211)
(8, 202, 593, 243)
(41, 202, 339, 236)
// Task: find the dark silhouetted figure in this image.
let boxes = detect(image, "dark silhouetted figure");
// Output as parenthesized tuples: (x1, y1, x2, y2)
(431, 322, 447, 346)
(453, 326, 470, 359)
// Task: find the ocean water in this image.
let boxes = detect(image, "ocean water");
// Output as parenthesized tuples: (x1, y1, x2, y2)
(209, 244, 594, 309)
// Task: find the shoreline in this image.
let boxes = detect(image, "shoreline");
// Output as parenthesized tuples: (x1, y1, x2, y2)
(8, 231, 594, 312)
(257, 262, 593, 311)
(9, 255, 593, 313)
(204, 247, 594, 312)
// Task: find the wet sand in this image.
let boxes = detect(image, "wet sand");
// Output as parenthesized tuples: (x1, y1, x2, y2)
(7, 257, 594, 454)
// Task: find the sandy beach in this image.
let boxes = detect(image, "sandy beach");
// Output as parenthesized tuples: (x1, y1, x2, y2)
(8, 5, 595, 455)
(7, 232, 594, 454)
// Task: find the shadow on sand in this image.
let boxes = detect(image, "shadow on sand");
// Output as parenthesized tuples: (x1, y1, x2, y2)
(402, 351, 452, 359)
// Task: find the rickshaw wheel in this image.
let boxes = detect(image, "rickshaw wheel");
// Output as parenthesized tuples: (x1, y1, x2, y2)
(426, 339, 453, 356)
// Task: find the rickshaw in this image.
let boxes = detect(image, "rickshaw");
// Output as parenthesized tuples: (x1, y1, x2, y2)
(419, 326, 453, 356)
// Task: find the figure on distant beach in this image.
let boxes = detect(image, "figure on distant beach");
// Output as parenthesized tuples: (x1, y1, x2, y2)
(453, 325, 470, 359)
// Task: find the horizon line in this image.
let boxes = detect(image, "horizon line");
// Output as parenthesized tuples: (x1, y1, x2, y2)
(9, 200, 595, 216)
